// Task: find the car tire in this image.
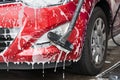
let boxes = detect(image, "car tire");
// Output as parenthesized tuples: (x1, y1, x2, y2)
(70, 7, 109, 75)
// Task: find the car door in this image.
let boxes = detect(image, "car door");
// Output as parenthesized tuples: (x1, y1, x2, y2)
(109, 0, 120, 35)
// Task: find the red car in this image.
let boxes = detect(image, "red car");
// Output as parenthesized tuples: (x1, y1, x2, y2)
(0, 0, 119, 75)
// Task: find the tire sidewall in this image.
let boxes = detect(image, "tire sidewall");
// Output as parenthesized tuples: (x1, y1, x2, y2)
(83, 7, 108, 74)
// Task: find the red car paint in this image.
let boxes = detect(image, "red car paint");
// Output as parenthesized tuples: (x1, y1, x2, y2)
(0, 0, 119, 66)
(0, 0, 92, 63)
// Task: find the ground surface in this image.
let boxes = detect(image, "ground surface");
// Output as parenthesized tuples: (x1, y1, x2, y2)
(0, 35, 119, 80)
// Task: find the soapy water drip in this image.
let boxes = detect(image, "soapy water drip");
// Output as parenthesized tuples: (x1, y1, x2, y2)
(42, 62, 45, 77)
(63, 52, 69, 70)
(63, 72, 65, 79)
(34, 9, 37, 30)
(6, 62, 9, 71)
(17, 4, 26, 50)
(54, 51, 63, 72)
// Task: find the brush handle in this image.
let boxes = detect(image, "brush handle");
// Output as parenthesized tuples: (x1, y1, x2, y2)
(60, 0, 84, 43)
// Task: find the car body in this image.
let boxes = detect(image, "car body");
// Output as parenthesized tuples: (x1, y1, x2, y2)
(0, 0, 119, 75)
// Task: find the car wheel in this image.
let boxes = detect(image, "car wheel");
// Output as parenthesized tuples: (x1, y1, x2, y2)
(70, 7, 109, 75)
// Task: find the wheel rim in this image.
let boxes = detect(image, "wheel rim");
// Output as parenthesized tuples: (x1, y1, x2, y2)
(91, 18, 106, 65)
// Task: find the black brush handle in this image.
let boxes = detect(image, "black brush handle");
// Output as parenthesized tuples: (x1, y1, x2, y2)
(60, 0, 84, 42)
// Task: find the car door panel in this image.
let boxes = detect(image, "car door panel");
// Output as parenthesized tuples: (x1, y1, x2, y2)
(109, 0, 120, 34)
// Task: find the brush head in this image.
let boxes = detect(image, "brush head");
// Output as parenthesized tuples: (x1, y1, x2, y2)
(47, 32, 73, 51)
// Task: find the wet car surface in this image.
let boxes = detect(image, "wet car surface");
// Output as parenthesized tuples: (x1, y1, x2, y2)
(0, 35, 120, 80)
